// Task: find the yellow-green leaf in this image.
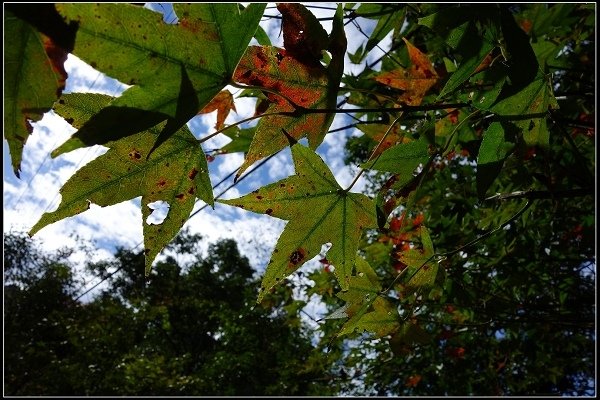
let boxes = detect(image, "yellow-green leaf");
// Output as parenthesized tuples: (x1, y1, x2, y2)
(30, 93, 213, 274)
(326, 258, 399, 338)
(399, 226, 438, 291)
(54, 3, 265, 154)
(219, 144, 376, 303)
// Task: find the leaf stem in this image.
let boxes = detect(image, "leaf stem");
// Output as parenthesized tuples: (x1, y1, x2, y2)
(196, 111, 283, 145)
(440, 109, 481, 156)
(229, 81, 300, 109)
(344, 114, 404, 192)
(337, 86, 400, 104)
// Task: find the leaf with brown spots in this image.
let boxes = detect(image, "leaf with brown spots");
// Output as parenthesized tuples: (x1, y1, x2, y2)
(219, 143, 377, 303)
(198, 90, 236, 130)
(374, 38, 439, 106)
(232, 4, 347, 179)
(53, 3, 265, 154)
(4, 8, 71, 177)
(277, 3, 329, 65)
(29, 93, 213, 274)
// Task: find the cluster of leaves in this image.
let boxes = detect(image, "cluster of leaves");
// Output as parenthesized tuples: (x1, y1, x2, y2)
(4, 230, 337, 396)
(4, 3, 595, 394)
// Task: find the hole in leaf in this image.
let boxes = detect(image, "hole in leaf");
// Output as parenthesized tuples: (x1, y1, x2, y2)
(146, 201, 170, 225)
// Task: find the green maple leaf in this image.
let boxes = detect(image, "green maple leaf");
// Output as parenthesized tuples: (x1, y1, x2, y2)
(4, 8, 69, 177)
(29, 93, 213, 274)
(219, 143, 377, 303)
(53, 3, 265, 155)
(398, 226, 439, 292)
(326, 257, 400, 338)
(232, 4, 346, 179)
(490, 74, 558, 147)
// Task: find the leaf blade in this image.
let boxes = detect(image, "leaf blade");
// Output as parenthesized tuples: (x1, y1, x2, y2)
(55, 3, 265, 152)
(219, 144, 376, 302)
(30, 93, 213, 273)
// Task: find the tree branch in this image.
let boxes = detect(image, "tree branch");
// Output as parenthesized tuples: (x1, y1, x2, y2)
(484, 188, 593, 202)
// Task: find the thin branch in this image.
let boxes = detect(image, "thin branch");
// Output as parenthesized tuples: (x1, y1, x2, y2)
(484, 188, 593, 202)
(383, 201, 532, 294)
(438, 201, 532, 258)
(292, 102, 471, 115)
(344, 114, 404, 192)
(197, 111, 284, 145)
(188, 152, 279, 220)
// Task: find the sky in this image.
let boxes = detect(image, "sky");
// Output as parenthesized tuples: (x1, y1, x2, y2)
(3, 3, 394, 318)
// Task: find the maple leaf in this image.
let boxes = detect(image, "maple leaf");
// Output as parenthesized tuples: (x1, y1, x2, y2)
(29, 93, 213, 274)
(218, 126, 255, 155)
(53, 3, 265, 154)
(232, 4, 347, 179)
(490, 73, 558, 147)
(397, 226, 440, 295)
(325, 258, 400, 338)
(374, 38, 439, 106)
(219, 143, 377, 303)
(356, 123, 411, 157)
(3, 7, 72, 177)
(197, 90, 236, 130)
(361, 134, 432, 189)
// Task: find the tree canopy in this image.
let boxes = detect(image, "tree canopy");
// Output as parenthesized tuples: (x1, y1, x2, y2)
(4, 230, 337, 395)
(3, 3, 596, 396)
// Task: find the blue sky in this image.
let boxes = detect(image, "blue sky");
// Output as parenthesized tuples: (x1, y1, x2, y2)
(3, 3, 392, 314)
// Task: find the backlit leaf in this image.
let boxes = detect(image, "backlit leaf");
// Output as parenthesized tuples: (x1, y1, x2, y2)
(233, 4, 346, 179)
(197, 90, 236, 130)
(437, 22, 495, 98)
(374, 38, 438, 105)
(30, 93, 213, 274)
(356, 123, 411, 157)
(4, 9, 69, 177)
(218, 126, 255, 155)
(361, 135, 431, 189)
(219, 143, 377, 303)
(351, 5, 405, 64)
(326, 258, 399, 338)
(398, 226, 438, 291)
(54, 3, 265, 153)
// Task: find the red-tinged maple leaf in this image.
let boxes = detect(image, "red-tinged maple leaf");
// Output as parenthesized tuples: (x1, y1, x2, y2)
(389, 213, 405, 232)
(198, 90, 236, 130)
(473, 52, 494, 75)
(277, 3, 329, 66)
(446, 346, 466, 359)
(406, 374, 422, 388)
(393, 261, 408, 273)
(374, 38, 439, 106)
(412, 213, 425, 227)
(232, 4, 346, 179)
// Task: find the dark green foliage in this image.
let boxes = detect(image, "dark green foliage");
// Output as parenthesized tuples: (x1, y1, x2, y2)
(3, 231, 335, 396)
